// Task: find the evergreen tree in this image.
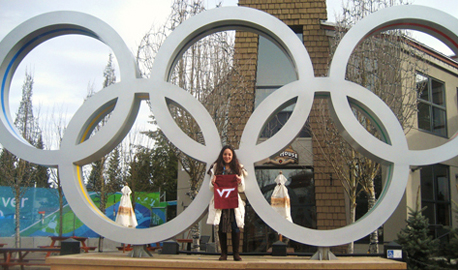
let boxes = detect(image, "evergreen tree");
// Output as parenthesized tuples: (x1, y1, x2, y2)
(0, 148, 16, 186)
(14, 71, 41, 145)
(128, 148, 154, 193)
(438, 226, 458, 268)
(33, 135, 50, 188)
(397, 187, 439, 270)
(107, 146, 124, 194)
(103, 53, 116, 88)
(149, 131, 178, 202)
(87, 160, 104, 193)
(127, 135, 178, 220)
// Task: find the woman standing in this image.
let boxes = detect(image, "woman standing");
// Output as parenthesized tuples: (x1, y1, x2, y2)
(207, 145, 246, 261)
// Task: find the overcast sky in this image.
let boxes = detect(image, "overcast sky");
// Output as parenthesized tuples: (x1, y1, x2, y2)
(0, 0, 239, 149)
(0, 0, 456, 149)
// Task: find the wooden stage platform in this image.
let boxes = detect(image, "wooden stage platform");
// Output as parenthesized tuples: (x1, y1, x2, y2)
(46, 252, 406, 270)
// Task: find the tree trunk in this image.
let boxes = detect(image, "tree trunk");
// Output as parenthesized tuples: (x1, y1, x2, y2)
(367, 184, 379, 254)
(347, 199, 356, 254)
(14, 185, 21, 248)
(58, 185, 64, 237)
(99, 179, 105, 252)
(189, 186, 200, 252)
(190, 222, 200, 252)
(98, 236, 104, 252)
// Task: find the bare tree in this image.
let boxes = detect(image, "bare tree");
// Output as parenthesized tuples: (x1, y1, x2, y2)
(0, 70, 42, 247)
(41, 103, 68, 237)
(313, 0, 427, 253)
(136, 0, 255, 250)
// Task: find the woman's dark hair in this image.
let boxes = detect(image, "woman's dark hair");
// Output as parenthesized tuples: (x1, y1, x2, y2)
(208, 145, 241, 176)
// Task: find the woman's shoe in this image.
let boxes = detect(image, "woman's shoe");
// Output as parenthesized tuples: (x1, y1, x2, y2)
(232, 231, 242, 261)
(218, 232, 227, 260)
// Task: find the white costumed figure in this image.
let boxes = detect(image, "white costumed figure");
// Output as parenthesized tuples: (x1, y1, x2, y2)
(270, 172, 293, 222)
(115, 183, 138, 228)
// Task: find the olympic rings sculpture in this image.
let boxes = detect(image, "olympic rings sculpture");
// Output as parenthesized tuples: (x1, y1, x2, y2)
(1, 5, 458, 246)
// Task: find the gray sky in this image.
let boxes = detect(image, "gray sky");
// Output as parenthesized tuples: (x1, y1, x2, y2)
(0, 0, 456, 149)
(0, 0, 238, 149)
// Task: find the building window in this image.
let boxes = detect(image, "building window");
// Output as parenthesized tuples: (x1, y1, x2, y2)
(255, 168, 316, 229)
(255, 32, 310, 138)
(416, 73, 447, 137)
(420, 164, 451, 241)
(255, 88, 310, 138)
(243, 167, 316, 252)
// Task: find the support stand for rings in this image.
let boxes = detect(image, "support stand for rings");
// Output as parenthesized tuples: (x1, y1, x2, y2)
(129, 245, 152, 258)
(310, 247, 338, 260)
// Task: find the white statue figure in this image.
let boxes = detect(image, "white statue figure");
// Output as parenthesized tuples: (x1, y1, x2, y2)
(115, 183, 138, 228)
(271, 172, 292, 223)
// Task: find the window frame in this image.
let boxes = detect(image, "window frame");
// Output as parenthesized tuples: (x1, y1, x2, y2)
(416, 73, 447, 137)
(255, 30, 310, 139)
(420, 164, 451, 241)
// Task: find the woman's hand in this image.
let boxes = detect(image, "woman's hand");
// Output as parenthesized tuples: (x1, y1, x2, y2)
(235, 175, 242, 185)
(211, 175, 216, 185)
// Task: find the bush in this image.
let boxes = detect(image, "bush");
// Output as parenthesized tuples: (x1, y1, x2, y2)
(396, 188, 439, 270)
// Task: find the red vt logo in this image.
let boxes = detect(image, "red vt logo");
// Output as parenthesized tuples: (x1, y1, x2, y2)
(216, 188, 235, 198)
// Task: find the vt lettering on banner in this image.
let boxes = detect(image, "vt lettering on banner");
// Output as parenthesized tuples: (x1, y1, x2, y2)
(216, 188, 235, 198)
(214, 175, 238, 209)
